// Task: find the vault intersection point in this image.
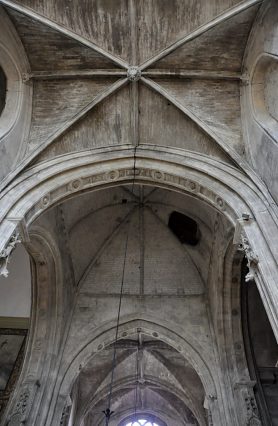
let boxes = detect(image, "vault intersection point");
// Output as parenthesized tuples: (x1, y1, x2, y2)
(127, 66, 141, 82)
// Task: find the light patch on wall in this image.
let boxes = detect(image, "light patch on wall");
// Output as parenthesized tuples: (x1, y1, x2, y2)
(251, 53, 278, 142)
(0, 245, 31, 318)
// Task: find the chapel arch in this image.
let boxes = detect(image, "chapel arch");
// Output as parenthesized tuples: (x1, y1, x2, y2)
(241, 258, 278, 425)
(0, 226, 68, 426)
(0, 243, 31, 421)
(220, 240, 278, 426)
(54, 321, 215, 426)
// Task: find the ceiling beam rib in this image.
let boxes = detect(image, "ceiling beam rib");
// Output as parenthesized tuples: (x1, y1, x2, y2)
(129, 0, 140, 148)
(142, 69, 242, 81)
(141, 76, 243, 168)
(0, 0, 129, 70)
(139, 0, 262, 70)
(27, 69, 127, 81)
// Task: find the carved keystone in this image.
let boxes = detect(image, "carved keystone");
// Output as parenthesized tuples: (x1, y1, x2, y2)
(127, 66, 141, 82)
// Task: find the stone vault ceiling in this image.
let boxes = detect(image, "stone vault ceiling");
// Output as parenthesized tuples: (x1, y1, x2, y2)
(0, 0, 262, 176)
(54, 185, 230, 290)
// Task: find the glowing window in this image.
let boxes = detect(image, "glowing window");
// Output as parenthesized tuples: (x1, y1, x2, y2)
(124, 420, 160, 426)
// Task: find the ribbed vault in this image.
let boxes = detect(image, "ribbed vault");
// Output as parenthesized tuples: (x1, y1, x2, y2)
(0, 0, 263, 189)
(1, 2, 278, 426)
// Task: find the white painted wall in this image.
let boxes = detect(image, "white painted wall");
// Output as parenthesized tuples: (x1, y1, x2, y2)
(0, 244, 31, 317)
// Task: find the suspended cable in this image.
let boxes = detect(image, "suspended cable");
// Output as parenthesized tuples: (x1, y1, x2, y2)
(103, 123, 138, 425)
(134, 336, 139, 417)
(104, 218, 131, 424)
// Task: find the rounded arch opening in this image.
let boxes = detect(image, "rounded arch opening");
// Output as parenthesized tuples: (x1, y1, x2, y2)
(60, 322, 211, 426)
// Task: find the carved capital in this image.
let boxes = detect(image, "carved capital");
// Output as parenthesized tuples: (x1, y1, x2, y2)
(8, 386, 32, 425)
(245, 393, 262, 426)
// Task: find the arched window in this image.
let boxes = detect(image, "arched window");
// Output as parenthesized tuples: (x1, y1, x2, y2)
(0, 66, 6, 116)
(251, 54, 278, 142)
(123, 420, 161, 426)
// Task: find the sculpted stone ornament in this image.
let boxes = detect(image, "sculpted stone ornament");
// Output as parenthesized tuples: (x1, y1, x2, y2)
(22, 72, 31, 83)
(0, 233, 21, 277)
(245, 394, 262, 426)
(60, 404, 69, 426)
(127, 66, 141, 82)
(8, 387, 31, 426)
(239, 235, 259, 282)
(235, 383, 262, 426)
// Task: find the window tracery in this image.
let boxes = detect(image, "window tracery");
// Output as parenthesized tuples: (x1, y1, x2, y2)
(123, 420, 160, 426)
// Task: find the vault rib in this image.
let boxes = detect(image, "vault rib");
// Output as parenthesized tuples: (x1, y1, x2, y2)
(0, 0, 129, 70)
(26, 70, 127, 81)
(129, 0, 140, 148)
(139, 0, 262, 71)
(141, 76, 244, 169)
(142, 69, 242, 81)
